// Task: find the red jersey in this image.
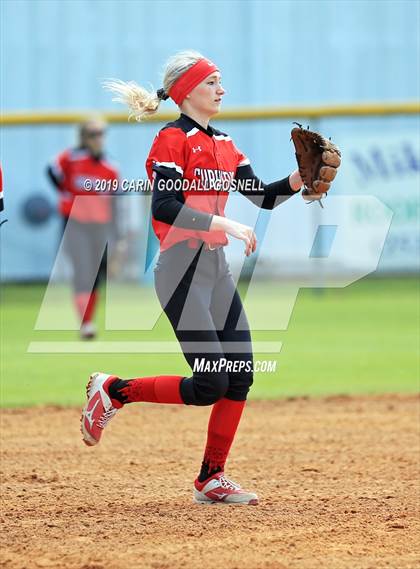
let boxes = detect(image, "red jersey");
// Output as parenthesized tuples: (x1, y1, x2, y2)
(146, 114, 248, 251)
(49, 148, 119, 223)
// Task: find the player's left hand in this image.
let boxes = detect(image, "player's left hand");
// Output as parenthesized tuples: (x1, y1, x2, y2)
(291, 124, 341, 207)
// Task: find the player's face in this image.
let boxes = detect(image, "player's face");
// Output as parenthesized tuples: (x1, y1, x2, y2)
(188, 72, 225, 117)
(82, 121, 106, 156)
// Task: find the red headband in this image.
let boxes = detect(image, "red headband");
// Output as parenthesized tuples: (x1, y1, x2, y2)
(169, 58, 219, 105)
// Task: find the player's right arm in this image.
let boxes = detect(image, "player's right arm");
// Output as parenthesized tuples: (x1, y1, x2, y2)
(148, 128, 215, 231)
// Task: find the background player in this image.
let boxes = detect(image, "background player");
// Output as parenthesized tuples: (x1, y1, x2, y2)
(81, 50, 308, 505)
(46, 118, 120, 339)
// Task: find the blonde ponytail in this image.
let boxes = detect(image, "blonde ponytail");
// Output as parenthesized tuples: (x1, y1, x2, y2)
(103, 79, 160, 122)
(104, 50, 206, 121)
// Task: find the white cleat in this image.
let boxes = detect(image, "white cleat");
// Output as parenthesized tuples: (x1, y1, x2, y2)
(80, 321, 97, 340)
(193, 472, 258, 505)
(80, 372, 121, 446)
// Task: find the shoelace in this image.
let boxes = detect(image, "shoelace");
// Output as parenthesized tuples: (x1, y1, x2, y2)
(219, 475, 241, 491)
(97, 407, 117, 429)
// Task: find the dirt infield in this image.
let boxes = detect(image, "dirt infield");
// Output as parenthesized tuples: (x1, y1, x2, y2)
(1, 395, 419, 569)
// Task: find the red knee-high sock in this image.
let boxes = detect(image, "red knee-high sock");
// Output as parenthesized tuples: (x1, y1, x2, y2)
(115, 376, 184, 404)
(83, 290, 98, 323)
(199, 398, 246, 481)
(75, 291, 98, 324)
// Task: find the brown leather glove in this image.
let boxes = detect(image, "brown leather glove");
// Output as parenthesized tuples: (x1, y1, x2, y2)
(291, 124, 341, 206)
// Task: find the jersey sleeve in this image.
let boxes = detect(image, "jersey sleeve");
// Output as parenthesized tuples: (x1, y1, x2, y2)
(152, 173, 213, 231)
(147, 128, 186, 180)
(235, 144, 251, 170)
(47, 150, 70, 190)
(147, 128, 212, 231)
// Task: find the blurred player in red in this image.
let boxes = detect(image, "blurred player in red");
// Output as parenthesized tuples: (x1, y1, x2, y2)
(81, 51, 304, 504)
(47, 118, 119, 339)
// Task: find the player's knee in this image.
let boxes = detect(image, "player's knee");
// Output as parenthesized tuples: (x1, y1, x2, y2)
(225, 371, 253, 401)
(202, 372, 229, 405)
(247, 372, 254, 390)
(181, 371, 229, 406)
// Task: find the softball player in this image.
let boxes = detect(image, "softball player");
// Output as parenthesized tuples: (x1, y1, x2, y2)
(47, 118, 119, 339)
(81, 51, 303, 504)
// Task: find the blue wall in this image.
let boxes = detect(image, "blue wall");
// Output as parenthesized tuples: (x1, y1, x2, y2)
(1, 0, 419, 279)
